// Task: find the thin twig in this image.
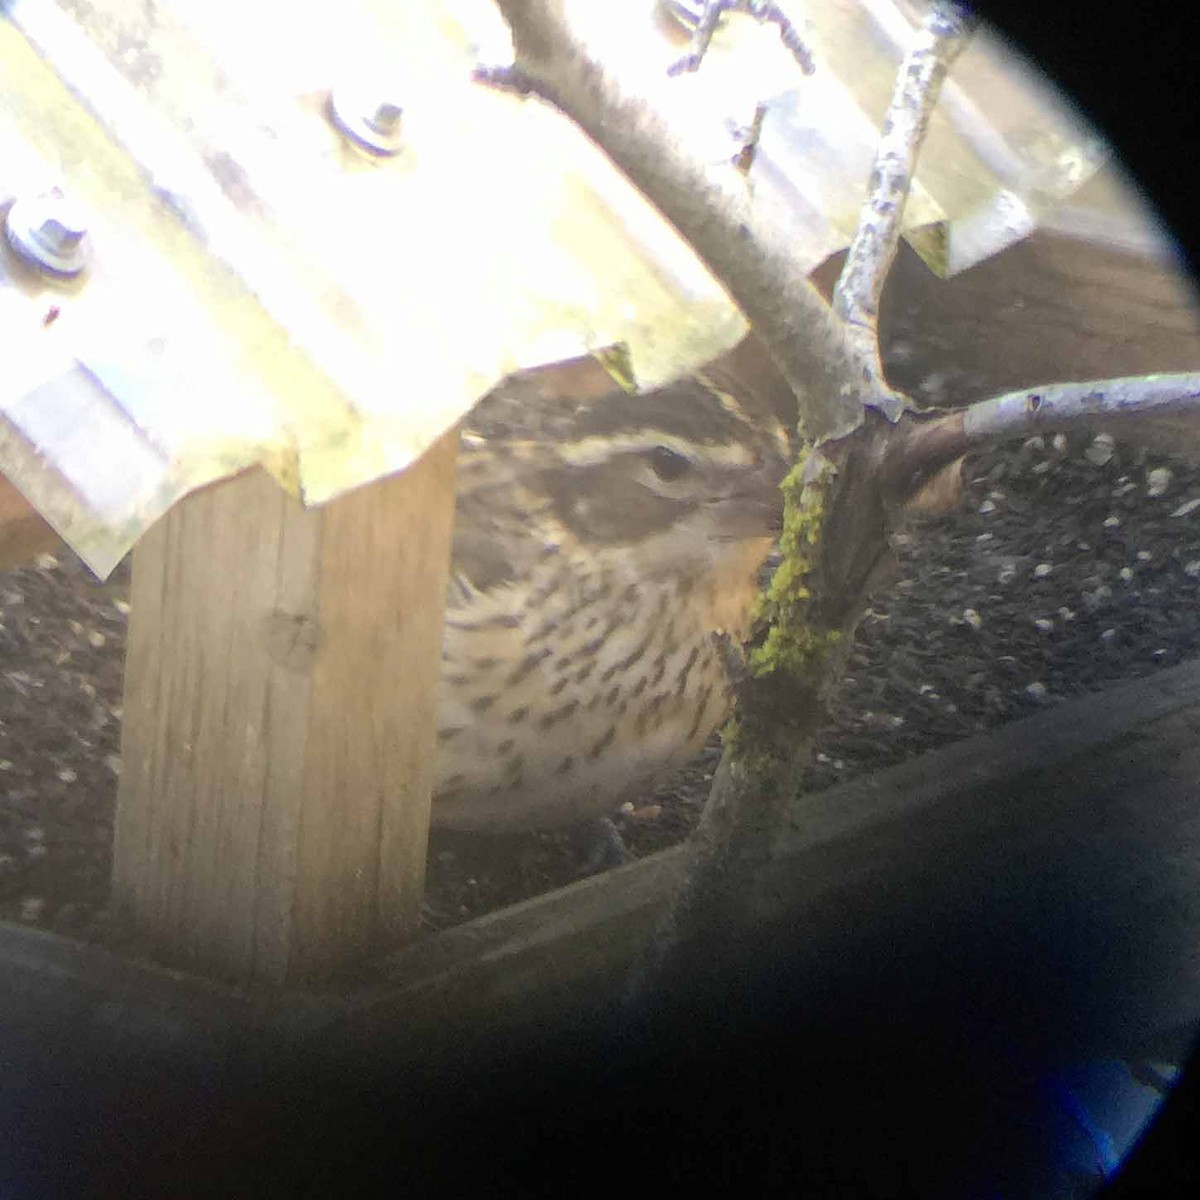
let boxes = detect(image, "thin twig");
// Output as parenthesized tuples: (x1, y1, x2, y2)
(668, 1, 816, 77)
(833, 0, 976, 422)
(733, 102, 768, 175)
(961, 373, 1200, 441)
(667, 0, 724, 76)
(889, 372, 1200, 493)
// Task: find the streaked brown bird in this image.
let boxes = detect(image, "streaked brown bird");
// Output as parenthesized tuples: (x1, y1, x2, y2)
(432, 337, 796, 837)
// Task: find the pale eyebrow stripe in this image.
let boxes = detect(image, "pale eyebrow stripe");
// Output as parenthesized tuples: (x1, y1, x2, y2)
(557, 434, 755, 468)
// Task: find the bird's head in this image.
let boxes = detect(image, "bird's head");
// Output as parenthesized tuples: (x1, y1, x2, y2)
(457, 341, 796, 595)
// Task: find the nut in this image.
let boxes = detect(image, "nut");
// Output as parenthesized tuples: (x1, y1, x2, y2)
(5, 188, 89, 277)
(329, 91, 404, 156)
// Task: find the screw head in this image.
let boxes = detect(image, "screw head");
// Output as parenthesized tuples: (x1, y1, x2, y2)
(329, 90, 404, 156)
(5, 188, 90, 277)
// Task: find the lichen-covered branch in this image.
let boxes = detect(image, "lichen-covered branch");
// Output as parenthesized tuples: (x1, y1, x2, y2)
(628, 451, 841, 1001)
(889, 372, 1200, 490)
(961, 373, 1200, 443)
(628, 420, 896, 1005)
(494, 2, 1196, 1014)
(620, 2, 976, 1004)
(492, 0, 873, 441)
(631, 368, 1200, 1002)
(832, 0, 977, 421)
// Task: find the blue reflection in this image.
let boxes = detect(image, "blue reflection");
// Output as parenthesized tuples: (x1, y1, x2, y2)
(979, 1055, 1180, 1198)
(1051, 1059, 1174, 1181)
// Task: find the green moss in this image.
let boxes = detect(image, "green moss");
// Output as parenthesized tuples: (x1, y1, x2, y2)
(721, 446, 844, 772)
(746, 449, 841, 679)
(750, 621, 842, 676)
(721, 710, 782, 777)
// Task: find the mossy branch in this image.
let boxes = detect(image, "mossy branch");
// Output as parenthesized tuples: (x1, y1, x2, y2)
(746, 452, 840, 679)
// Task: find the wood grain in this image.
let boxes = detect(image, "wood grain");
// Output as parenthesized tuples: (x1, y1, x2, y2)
(111, 436, 459, 985)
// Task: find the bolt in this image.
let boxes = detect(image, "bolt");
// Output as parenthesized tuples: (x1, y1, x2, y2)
(5, 188, 90, 277)
(365, 101, 403, 137)
(329, 90, 404, 156)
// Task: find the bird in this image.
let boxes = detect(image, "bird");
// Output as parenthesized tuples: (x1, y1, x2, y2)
(431, 335, 796, 838)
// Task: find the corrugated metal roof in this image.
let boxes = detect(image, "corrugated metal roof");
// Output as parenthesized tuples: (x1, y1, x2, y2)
(0, 0, 1169, 575)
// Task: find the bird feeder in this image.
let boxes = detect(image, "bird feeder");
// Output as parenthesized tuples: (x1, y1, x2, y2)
(0, 0, 1157, 985)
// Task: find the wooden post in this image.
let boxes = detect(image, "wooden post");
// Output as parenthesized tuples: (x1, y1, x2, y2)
(111, 434, 459, 986)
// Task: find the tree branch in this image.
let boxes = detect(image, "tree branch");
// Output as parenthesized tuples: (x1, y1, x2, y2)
(961, 372, 1200, 443)
(832, 0, 976, 421)
(620, 3, 979, 1008)
(630, 368, 1200, 1010)
(490, 2, 1197, 1017)
(627, 420, 895, 1009)
(891, 372, 1200, 491)
(492, 0, 874, 441)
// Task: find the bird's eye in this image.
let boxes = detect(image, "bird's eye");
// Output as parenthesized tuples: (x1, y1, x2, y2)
(646, 445, 692, 482)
